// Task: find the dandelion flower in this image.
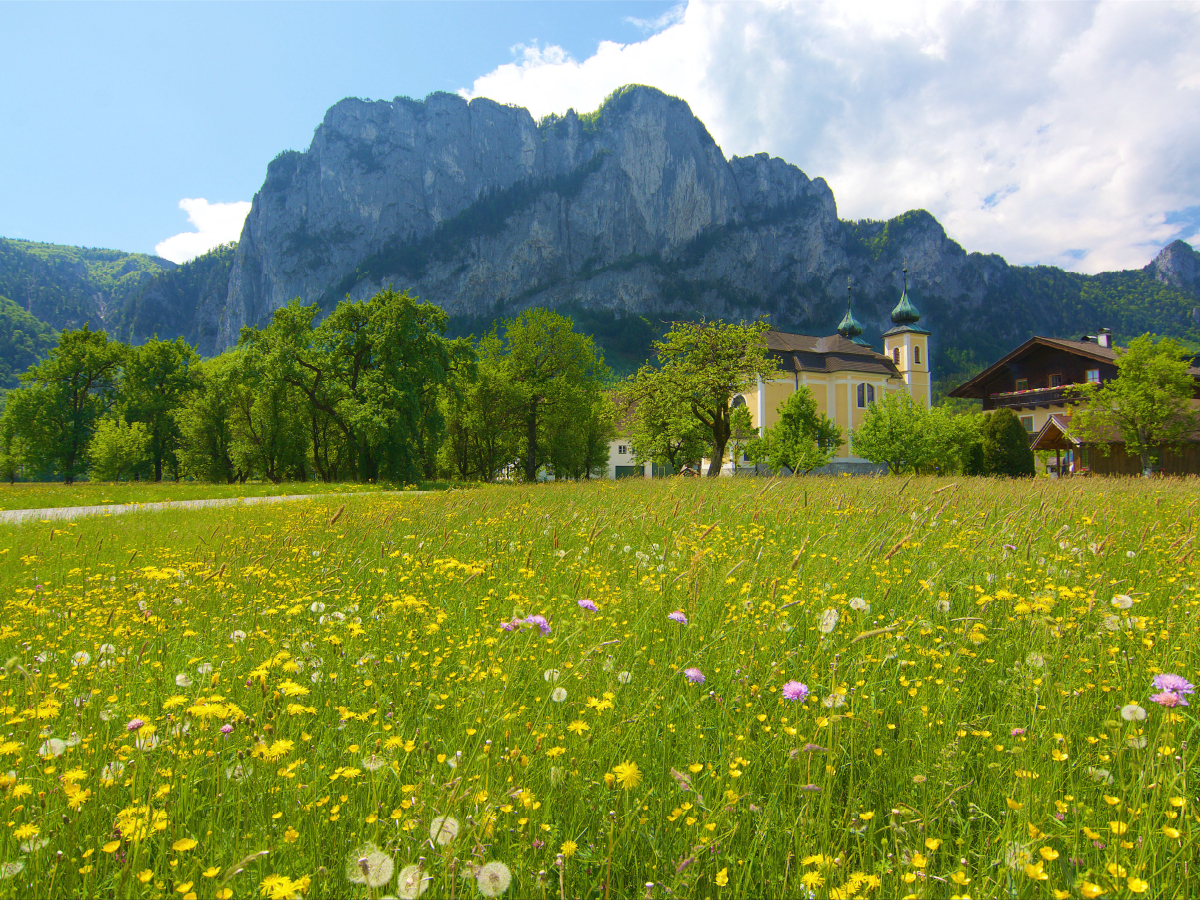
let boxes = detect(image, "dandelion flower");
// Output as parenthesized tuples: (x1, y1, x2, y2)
(38, 738, 66, 758)
(543, 668, 560, 682)
(396, 864, 431, 899)
(1111, 594, 1134, 610)
(612, 760, 642, 790)
(818, 608, 839, 634)
(668, 611, 688, 625)
(567, 720, 589, 735)
(310, 601, 326, 613)
(175, 674, 193, 688)
(782, 681, 809, 702)
(230, 630, 247, 643)
(476, 861, 512, 897)
(429, 815, 460, 845)
(683, 667, 705, 685)
(345, 843, 394, 887)
(935, 599, 951, 613)
(71, 651, 91, 667)
(551, 688, 567, 703)
(560, 840, 577, 858)
(617, 671, 632, 685)
(848, 597, 869, 612)
(1120, 703, 1146, 721)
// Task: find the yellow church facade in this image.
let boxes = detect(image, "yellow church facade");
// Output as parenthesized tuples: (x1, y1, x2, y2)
(731, 279, 932, 474)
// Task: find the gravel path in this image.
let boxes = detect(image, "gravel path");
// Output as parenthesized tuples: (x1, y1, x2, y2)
(0, 491, 421, 525)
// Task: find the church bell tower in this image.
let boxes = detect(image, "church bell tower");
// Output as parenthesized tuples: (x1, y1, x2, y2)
(882, 269, 932, 407)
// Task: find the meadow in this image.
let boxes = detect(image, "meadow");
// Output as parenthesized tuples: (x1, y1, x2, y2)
(0, 475, 1196, 899)
(0, 481, 436, 512)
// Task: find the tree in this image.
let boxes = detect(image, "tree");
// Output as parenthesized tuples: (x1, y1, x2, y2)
(757, 386, 843, 474)
(89, 417, 151, 481)
(624, 370, 709, 475)
(0, 395, 36, 483)
(4, 325, 125, 483)
(980, 408, 1035, 477)
(850, 390, 930, 474)
(726, 406, 759, 473)
(631, 320, 777, 476)
(923, 405, 983, 475)
(439, 332, 523, 482)
(500, 309, 609, 483)
(1065, 334, 1200, 475)
(122, 336, 200, 481)
(175, 354, 243, 483)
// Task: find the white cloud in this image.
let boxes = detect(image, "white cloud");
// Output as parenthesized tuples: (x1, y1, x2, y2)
(155, 198, 250, 264)
(462, 0, 1200, 273)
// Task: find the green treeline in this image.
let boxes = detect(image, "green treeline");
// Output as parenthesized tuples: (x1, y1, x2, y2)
(0, 289, 615, 486)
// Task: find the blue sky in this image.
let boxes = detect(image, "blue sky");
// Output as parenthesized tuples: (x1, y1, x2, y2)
(2, 1, 1199, 274)
(0, 1, 675, 256)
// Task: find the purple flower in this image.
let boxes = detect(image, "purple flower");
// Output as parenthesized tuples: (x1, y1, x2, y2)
(1151, 691, 1188, 708)
(683, 667, 705, 685)
(126, 718, 145, 732)
(781, 681, 809, 702)
(221, 724, 234, 735)
(500, 619, 519, 632)
(1152, 673, 1195, 696)
(1003, 544, 1017, 552)
(524, 614, 551, 636)
(1010, 728, 1026, 737)
(668, 611, 688, 625)
(578, 599, 597, 612)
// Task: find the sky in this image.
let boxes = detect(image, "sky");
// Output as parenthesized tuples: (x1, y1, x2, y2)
(2, 1, 1199, 275)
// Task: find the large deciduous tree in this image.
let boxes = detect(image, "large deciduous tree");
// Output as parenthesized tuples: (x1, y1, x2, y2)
(122, 336, 200, 481)
(630, 320, 777, 477)
(850, 390, 930, 475)
(4, 325, 125, 483)
(979, 408, 1035, 477)
(1066, 334, 1199, 474)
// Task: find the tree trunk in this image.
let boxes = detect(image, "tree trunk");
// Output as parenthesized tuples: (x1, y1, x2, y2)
(707, 434, 727, 477)
(524, 401, 539, 483)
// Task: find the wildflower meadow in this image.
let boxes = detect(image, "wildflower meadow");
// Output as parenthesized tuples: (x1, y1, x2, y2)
(0, 476, 1197, 899)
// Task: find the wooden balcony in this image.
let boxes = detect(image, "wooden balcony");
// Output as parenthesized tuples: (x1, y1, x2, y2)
(990, 386, 1075, 409)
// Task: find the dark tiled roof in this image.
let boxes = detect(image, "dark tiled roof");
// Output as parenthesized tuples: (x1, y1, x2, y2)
(765, 330, 901, 377)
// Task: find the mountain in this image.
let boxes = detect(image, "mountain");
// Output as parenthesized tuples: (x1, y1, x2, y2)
(0, 238, 173, 333)
(3, 85, 1198, 390)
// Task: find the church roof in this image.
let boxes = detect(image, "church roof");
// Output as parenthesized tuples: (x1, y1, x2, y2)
(765, 330, 902, 377)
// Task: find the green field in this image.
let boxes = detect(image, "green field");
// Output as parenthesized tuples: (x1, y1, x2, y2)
(0, 477, 1196, 899)
(0, 481, 440, 512)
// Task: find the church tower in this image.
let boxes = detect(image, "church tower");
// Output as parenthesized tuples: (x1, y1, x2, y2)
(882, 269, 932, 407)
(837, 284, 872, 347)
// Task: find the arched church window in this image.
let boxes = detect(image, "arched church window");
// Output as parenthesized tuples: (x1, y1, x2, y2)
(892, 348, 900, 364)
(867, 384, 875, 404)
(914, 346, 921, 365)
(732, 394, 747, 409)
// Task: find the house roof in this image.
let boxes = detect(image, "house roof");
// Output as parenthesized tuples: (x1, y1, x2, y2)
(765, 330, 902, 377)
(949, 336, 1120, 400)
(950, 335, 1200, 400)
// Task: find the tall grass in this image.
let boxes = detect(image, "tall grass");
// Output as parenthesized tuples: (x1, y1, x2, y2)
(0, 476, 1196, 899)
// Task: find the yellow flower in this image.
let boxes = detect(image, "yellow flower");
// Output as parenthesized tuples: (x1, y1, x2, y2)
(102, 840, 121, 854)
(1039, 847, 1059, 861)
(172, 838, 198, 852)
(1103, 795, 1121, 806)
(1083, 826, 1102, 840)
(1080, 882, 1103, 899)
(137, 870, 155, 884)
(283, 826, 299, 843)
(1109, 820, 1128, 835)
(216, 890, 233, 900)
(1053, 891, 1071, 900)
(204, 867, 221, 878)
(1024, 861, 1048, 881)
(859, 811, 875, 821)
(567, 720, 589, 736)
(561, 840, 577, 859)
(12, 824, 39, 840)
(1107, 863, 1127, 878)
(688, 763, 704, 773)
(1127, 876, 1149, 894)
(612, 761, 642, 790)
(715, 867, 729, 887)
(1163, 826, 1181, 839)
(924, 838, 942, 851)
(175, 882, 193, 895)
(910, 853, 927, 869)
(949, 871, 970, 885)
(1005, 797, 1023, 810)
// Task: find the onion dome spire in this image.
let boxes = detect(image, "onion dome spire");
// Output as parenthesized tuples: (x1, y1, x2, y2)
(891, 267, 921, 325)
(837, 283, 870, 346)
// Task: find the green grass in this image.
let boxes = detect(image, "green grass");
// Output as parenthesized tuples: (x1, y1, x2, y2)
(0, 476, 1196, 899)
(0, 481, 449, 511)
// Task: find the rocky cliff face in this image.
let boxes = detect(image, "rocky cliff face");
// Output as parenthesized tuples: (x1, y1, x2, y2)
(212, 85, 1198, 370)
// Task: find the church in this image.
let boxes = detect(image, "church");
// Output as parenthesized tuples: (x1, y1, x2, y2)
(606, 273, 932, 477)
(732, 274, 932, 474)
